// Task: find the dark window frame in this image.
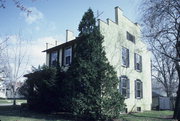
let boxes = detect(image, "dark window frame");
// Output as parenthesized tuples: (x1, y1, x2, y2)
(126, 31, 135, 43)
(49, 51, 59, 67)
(64, 47, 72, 66)
(134, 53, 142, 72)
(122, 47, 129, 68)
(135, 79, 143, 99)
(120, 76, 130, 98)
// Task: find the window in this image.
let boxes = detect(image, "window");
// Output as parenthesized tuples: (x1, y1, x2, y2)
(122, 47, 129, 67)
(137, 107, 141, 112)
(120, 76, 130, 98)
(135, 79, 143, 99)
(50, 51, 58, 67)
(64, 47, 72, 66)
(127, 31, 135, 43)
(134, 53, 142, 72)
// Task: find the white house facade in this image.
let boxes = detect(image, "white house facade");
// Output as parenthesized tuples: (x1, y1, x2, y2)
(0, 81, 7, 98)
(43, 7, 152, 113)
(99, 7, 152, 112)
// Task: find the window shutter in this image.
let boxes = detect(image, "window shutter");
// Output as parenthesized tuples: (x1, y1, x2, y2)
(133, 35, 135, 43)
(126, 32, 129, 40)
(49, 52, 51, 67)
(119, 77, 122, 94)
(140, 56, 142, 72)
(135, 80, 137, 98)
(71, 45, 74, 64)
(141, 81, 143, 98)
(69, 47, 72, 64)
(134, 53, 136, 70)
(127, 49, 129, 67)
(127, 78, 130, 98)
(57, 51, 59, 66)
(62, 48, 64, 66)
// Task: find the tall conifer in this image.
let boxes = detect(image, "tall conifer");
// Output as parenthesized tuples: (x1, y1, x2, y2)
(67, 8, 125, 120)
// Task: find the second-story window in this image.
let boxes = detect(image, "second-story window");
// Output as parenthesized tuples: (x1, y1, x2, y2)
(122, 47, 129, 67)
(127, 31, 135, 43)
(134, 53, 142, 72)
(120, 76, 130, 98)
(64, 47, 72, 66)
(50, 51, 58, 67)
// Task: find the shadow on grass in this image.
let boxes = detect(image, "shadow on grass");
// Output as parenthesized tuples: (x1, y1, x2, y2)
(0, 105, 74, 121)
(128, 113, 173, 120)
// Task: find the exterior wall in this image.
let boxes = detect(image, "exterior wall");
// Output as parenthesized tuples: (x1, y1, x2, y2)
(0, 88, 6, 98)
(44, 6, 152, 113)
(59, 49, 63, 66)
(152, 97, 159, 109)
(99, 7, 152, 112)
(0, 82, 6, 98)
(46, 53, 50, 66)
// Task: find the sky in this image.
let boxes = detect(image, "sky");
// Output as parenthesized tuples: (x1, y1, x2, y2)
(0, 0, 142, 80)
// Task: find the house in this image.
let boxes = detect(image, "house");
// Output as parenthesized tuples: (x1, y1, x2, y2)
(0, 80, 24, 99)
(0, 81, 6, 98)
(152, 91, 173, 110)
(43, 7, 152, 113)
(5, 81, 24, 99)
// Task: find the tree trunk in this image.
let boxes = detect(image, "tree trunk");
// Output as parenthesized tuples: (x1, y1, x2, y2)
(173, 62, 180, 120)
(13, 98, 16, 106)
(13, 86, 16, 106)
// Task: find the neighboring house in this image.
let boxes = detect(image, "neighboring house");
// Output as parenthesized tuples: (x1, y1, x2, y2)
(0, 81, 24, 99)
(0, 81, 6, 98)
(43, 7, 152, 113)
(152, 91, 172, 110)
(6, 81, 24, 99)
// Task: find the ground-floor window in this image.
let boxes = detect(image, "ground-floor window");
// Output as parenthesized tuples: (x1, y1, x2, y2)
(135, 79, 143, 99)
(120, 76, 130, 98)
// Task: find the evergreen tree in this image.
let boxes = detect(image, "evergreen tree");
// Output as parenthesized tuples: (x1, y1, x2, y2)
(67, 8, 125, 120)
(55, 65, 72, 112)
(24, 65, 58, 112)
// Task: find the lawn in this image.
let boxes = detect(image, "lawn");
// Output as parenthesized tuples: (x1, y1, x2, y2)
(0, 105, 176, 121)
(0, 105, 73, 121)
(0, 99, 27, 105)
(0, 99, 12, 103)
(120, 110, 176, 121)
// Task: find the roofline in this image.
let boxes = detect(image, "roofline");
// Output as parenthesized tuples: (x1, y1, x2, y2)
(42, 38, 78, 53)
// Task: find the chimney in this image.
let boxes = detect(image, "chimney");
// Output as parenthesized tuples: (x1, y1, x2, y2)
(66, 30, 75, 42)
(115, 6, 123, 24)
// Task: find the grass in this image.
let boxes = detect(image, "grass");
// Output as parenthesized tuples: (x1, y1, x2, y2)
(0, 105, 176, 121)
(120, 110, 176, 121)
(0, 99, 11, 103)
(0, 99, 27, 105)
(0, 105, 73, 121)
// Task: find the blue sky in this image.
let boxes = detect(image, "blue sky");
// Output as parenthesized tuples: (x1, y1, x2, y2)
(0, 0, 142, 40)
(0, 0, 142, 78)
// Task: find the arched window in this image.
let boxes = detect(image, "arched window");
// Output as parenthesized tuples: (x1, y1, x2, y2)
(135, 79, 143, 99)
(120, 76, 130, 98)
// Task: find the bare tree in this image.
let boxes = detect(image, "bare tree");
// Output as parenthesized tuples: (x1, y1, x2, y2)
(0, 37, 9, 79)
(1, 34, 29, 105)
(0, 0, 39, 15)
(151, 45, 178, 109)
(141, 0, 180, 119)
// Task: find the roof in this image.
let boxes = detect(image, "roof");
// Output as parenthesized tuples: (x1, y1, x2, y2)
(152, 91, 164, 98)
(0, 77, 3, 81)
(42, 38, 78, 53)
